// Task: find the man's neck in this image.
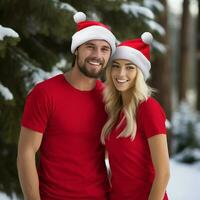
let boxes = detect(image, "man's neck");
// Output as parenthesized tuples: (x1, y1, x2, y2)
(64, 67, 96, 91)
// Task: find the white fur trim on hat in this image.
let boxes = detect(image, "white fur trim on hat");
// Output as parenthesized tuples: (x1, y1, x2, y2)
(111, 46, 151, 80)
(141, 32, 153, 45)
(71, 25, 116, 55)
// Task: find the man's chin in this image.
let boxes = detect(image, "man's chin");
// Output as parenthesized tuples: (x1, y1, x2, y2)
(84, 72, 102, 78)
(78, 63, 105, 78)
(90, 68, 105, 77)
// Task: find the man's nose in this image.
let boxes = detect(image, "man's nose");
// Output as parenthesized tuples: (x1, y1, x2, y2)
(91, 48, 102, 58)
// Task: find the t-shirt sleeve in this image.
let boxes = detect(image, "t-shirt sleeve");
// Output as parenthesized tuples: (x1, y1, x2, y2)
(21, 84, 52, 134)
(139, 97, 166, 138)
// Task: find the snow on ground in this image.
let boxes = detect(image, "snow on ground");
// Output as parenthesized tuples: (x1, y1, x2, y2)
(0, 192, 18, 200)
(167, 159, 200, 200)
(0, 159, 200, 200)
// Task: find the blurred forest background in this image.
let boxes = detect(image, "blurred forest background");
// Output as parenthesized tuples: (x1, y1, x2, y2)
(0, 0, 199, 198)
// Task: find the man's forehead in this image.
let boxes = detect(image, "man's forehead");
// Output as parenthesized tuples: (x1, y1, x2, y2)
(84, 40, 111, 48)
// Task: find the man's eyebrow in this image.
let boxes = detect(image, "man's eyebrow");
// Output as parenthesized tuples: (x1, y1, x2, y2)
(84, 42, 111, 49)
(84, 42, 95, 45)
(102, 45, 111, 49)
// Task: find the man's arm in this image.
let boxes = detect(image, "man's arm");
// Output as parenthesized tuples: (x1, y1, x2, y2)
(148, 134, 170, 200)
(17, 126, 43, 200)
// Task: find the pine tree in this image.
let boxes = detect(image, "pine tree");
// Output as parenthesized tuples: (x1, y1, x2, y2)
(0, 0, 73, 196)
(178, 0, 190, 102)
(196, 0, 200, 111)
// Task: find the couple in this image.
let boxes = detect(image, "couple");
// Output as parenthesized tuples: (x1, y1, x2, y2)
(17, 12, 170, 200)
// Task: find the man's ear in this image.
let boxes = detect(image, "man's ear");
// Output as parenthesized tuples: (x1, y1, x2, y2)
(74, 49, 78, 56)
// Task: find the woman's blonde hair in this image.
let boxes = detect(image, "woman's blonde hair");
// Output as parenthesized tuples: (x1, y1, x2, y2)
(101, 62, 154, 144)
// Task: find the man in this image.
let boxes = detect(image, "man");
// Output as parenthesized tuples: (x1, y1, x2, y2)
(17, 12, 116, 200)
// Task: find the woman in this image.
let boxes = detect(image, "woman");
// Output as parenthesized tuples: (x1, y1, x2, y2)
(101, 32, 170, 200)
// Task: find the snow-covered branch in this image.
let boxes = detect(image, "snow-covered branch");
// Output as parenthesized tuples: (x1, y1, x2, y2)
(152, 40, 166, 53)
(0, 83, 13, 100)
(21, 59, 66, 89)
(145, 20, 165, 35)
(144, 0, 164, 12)
(0, 25, 19, 41)
(121, 2, 154, 19)
(52, 0, 77, 13)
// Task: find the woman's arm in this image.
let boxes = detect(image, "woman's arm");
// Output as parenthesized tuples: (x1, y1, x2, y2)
(148, 134, 170, 200)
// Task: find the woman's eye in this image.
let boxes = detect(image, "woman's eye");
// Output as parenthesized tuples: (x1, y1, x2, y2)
(112, 65, 119, 68)
(127, 66, 135, 70)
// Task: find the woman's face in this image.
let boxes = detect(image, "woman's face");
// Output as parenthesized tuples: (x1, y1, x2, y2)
(111, 59, 137, 92)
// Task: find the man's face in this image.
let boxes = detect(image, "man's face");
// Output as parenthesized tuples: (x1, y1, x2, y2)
(75, 40, 111, 78)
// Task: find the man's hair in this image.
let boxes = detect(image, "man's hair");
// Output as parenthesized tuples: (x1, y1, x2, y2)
(71, 54, 76, 67)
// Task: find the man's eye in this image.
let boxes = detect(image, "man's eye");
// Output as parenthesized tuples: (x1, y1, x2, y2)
(87, 45, 94, 49)
(102, 48, 110, 52)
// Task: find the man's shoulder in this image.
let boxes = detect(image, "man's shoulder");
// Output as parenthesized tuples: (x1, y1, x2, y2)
(38, 73, 63, 87)
(29, 74, 63, 95)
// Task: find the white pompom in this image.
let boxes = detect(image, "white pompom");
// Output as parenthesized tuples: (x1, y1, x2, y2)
(141, 32, 153, 44)
(73, 12, 86, 24)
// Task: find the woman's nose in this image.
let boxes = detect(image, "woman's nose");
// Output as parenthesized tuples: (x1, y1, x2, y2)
(118, 67, 126, 76)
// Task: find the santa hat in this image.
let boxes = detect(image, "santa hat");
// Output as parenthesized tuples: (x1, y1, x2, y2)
(111, 32, 153, 80)
(71, 12, 116, 55)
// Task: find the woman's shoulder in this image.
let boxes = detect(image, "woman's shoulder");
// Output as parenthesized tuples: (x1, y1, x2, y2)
(138, 96, 165, 114)
(137, 97, 167, 137)
(139, 96, 159, 105)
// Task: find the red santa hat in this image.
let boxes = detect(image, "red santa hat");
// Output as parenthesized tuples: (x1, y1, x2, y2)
(71, 12, 116, 55)
(111, 32, 153, 80)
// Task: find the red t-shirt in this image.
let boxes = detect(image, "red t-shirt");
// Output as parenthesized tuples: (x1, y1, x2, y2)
(105, 97, 168, 200)
(22, 74, 109, 200)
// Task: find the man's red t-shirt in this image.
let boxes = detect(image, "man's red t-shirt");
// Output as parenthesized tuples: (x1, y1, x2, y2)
(106, 97, 168, 200)
(22, 74, 109, 200)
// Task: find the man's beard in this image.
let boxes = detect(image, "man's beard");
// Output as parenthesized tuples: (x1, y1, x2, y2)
(76, 55, 106, 78)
